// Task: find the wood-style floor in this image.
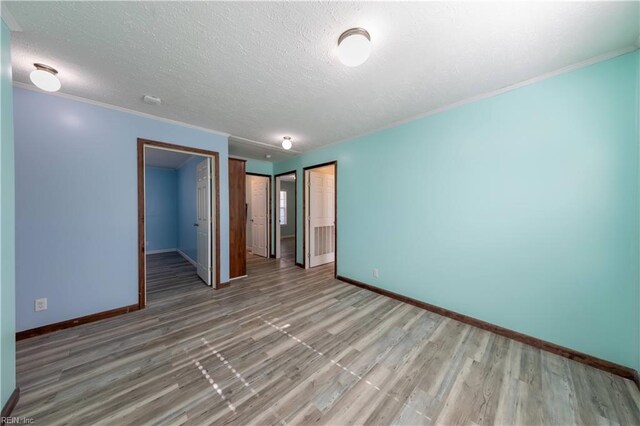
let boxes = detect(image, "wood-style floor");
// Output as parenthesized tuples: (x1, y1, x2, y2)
(280, 237, 295, 264)
(14, 252, 640, 425)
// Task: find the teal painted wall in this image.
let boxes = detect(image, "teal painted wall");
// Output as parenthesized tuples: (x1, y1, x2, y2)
(274, 52, 640, 371)
(0, 19, 15, 407)
(245, 158, 273, 176)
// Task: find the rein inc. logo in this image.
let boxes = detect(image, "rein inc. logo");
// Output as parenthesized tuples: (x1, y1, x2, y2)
(1, 417, 34, 424)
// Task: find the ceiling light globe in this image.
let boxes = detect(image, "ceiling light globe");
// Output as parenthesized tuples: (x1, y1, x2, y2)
(337, 28, 372, 67)
(30, 67, 61, 92)
(282, 137, 292, 150)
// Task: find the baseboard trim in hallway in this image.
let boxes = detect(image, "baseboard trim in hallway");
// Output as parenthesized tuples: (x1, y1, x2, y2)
(1, 388, 20, 424)
(15, 304, 139, 340)
(336, 274, 640, 388)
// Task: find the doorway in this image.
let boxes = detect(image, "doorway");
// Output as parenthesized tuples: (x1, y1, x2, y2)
(246, 173, 270, 258)
(274, 171, 297, 263)
(137, 138, 220, 309)
(303, 162, 337, 274)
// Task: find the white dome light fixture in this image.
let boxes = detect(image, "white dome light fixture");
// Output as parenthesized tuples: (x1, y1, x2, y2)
(30, 63, 61, 92)
(337, 28, 372, 67)
(282, 136, 292, 150)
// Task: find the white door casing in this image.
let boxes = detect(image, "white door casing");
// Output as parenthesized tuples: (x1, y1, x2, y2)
(196, 158, 213, 286)
(251, 177, 268, 258)
(275, 177, 282, 259)
(308, 170, 335, 267)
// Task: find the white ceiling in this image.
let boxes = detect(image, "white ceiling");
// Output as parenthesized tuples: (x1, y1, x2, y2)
(145, 147, 195, 169)
(229, 136, 298, 163)
(6, 2, 639, 159)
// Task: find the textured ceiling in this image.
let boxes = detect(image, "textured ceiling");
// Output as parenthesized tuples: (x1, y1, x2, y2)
(228, 136, 298, 163)
(6, 1, 640, 157)
(145, 147, 194, 169)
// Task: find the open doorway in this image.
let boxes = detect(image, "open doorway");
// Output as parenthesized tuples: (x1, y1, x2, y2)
(274, 171, 297, 264)
(137, 139, 220, 308)
(246, 173, 270, 259)
(303, 162, 337, 275)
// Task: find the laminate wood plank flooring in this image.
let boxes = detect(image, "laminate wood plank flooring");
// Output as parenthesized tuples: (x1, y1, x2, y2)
(13, 252, 640, 425)
(280, 237, 295, 264)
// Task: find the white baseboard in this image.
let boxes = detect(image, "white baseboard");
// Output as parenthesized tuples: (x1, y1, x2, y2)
(146, 248, 177, 255)
(177, 249, 197, 266)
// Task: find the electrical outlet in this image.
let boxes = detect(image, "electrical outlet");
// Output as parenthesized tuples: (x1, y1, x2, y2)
(373, 268, 379, 279)
(35, 298, 47, 312)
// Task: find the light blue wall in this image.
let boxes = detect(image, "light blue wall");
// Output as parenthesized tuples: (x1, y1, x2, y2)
(280, 180, 295, 237)
(0, 19, 16, 408)
(145, 167, 178, 251)
(14, 87, 229, 331)
(177, 156, 200, 262)
(274, 52, 640, 371)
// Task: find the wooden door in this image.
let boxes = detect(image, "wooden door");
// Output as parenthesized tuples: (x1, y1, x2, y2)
(228, 159, 246, 278)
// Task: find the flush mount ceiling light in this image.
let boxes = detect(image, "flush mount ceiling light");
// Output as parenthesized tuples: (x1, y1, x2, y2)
(282, 136, 292, 150)
(30, 63, 61, 92)
(337, 28, 372, 67)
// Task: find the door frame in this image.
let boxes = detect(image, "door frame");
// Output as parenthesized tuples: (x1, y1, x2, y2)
(303, 161, 337, 277)
(246, 172, 272, 258)
(137, 138, 221, 309)
(274, 170, 298, 262)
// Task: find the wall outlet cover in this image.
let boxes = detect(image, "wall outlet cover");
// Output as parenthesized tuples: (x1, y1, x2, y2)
(35, 298, 47, 312)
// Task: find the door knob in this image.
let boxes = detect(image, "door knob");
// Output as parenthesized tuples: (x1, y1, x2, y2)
(193, 223, 199, 227)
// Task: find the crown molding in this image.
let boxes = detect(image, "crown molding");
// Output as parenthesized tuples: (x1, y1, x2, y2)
(1, 4, 22, 32)
(13, 82, 230, 138)
(285, 45, 639, 164)
(229, 135, 302, 155)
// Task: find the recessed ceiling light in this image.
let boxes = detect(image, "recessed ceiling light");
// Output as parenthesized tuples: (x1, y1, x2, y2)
(337, 28, 372, 67)
(265, 154, 272, 159)
(282, 136, 292, 150)
(30, 63, 60, 92)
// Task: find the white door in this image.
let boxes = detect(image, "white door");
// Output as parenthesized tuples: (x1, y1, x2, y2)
(251, 177, 268, 257)
(196, 158, 213, 286)
(309, 170, 335, 267)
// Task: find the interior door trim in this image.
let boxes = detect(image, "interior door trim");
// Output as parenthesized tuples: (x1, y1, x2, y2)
(246, 172, 272, 258)
(303, 161, 337, 277)
(274, 170, 298, 262)
(137, 138, 221, 309)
